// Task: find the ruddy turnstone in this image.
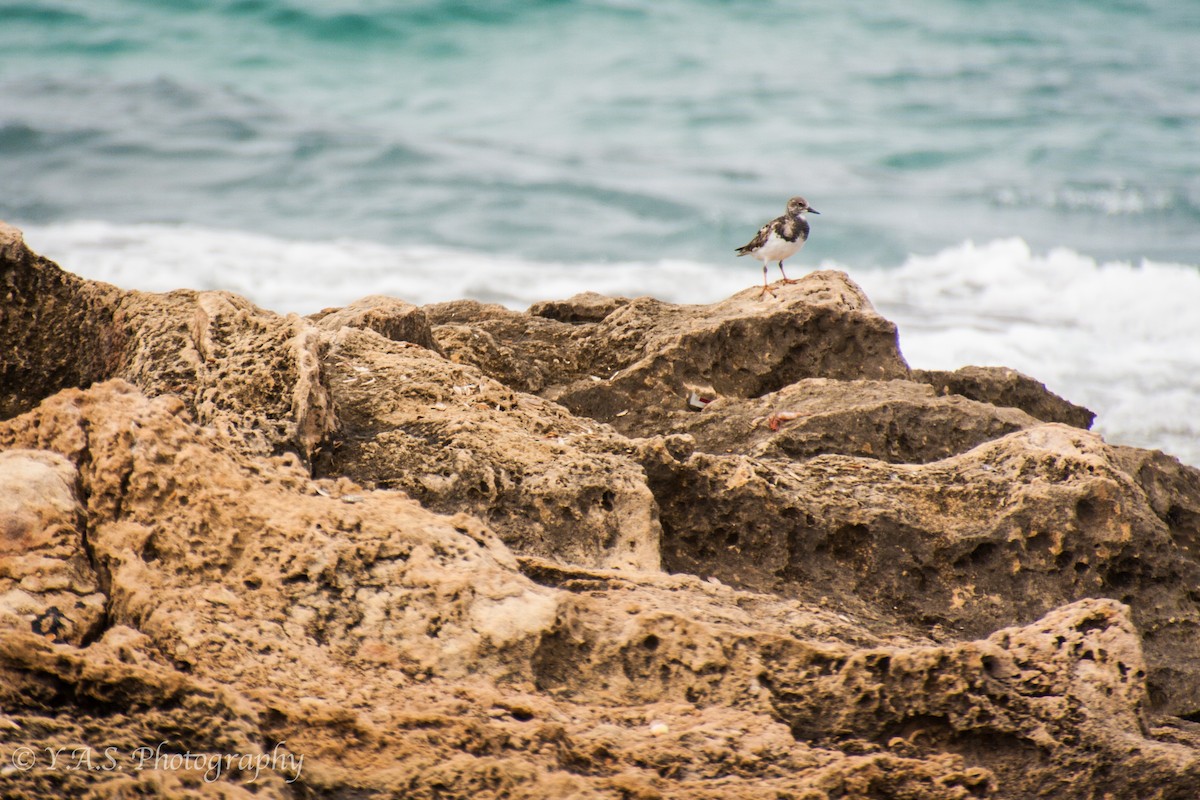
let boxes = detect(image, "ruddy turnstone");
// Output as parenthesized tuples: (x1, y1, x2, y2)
(735, 196, 820, 297)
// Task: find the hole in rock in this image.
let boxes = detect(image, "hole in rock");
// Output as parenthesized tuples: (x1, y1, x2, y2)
(141, 540, 160, 564)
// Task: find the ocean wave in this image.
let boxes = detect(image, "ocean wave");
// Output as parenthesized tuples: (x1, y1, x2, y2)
(851, 239, 1200, 466)
(16, 220, 750, 310)
(18, 221, 1200, 468)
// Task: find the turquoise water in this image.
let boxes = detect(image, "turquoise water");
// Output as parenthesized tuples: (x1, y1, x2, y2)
(2, 0, 1199, 265)
(3, 0, 1200, 465)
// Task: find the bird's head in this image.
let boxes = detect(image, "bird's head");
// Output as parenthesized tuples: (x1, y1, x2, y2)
(787, 196, 820, 217)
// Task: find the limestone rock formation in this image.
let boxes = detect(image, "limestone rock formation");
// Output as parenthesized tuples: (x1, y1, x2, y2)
(314, 325, 660, 570)
(912, 366, 1095, 430)
(1, 220, 335, 460)
(4, 219, 1200, 798)
(670, 377, 1040, 463)
(310, 294, 440, 352)
(429, 279, 911, 440)
(639, 422, 1200, 715)
(0, 448, 105, 647)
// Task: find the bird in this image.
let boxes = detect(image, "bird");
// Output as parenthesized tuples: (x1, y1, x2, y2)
(735, 196, 820, 297)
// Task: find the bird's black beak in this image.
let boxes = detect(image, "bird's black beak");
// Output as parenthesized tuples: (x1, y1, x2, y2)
(808, 208, 820, 215)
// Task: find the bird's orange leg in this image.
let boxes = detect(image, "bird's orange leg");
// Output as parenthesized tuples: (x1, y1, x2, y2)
(759, 263, 776, 298)
(778, 261, 797, 284)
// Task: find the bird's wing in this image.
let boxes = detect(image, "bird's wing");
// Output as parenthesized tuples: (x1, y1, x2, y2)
(735, 221, 774, 255)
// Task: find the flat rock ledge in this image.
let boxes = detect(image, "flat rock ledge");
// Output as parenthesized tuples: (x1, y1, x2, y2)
(3, 218, 1200, 799)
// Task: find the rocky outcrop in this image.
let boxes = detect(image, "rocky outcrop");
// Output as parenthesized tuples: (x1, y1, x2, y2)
(0, 448, 106, 647)
(912, 366, 1096, 430)
(4, 220, 1200, 799)
(314, 326, 660, 570)
(669, 377, 1039, 463)
(429, 279, 911, 440)
(0, 220, 335, 460)
(0, 220, 125, 421)
(310, 293, 440, 352)
(639, 423, 1200, 715)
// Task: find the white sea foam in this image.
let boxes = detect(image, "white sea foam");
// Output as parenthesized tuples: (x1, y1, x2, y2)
(19, 220, 749, 311)
(851, 239, 1200, 467)
(20, 222, 1200, 467)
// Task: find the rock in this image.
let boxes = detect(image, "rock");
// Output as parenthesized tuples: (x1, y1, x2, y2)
(0, 381, 993, 798)
(639, 423, 1200, 716)
(0, 624, 297, 798)
(0, 226, 337, 460)
(311, 294, 439, 352)
(523, 563, 1200, 798)
(5, 381, 1193, 796)
(434, 273, 911, 440)
(429, 299, 597, 394)
(674, 377, 1039, 463)
(4, 218, 1200, 797)
(529, 291, 632, 323)
(0, 380, 561, 682)
(0, 220, 125, 421)
(760, 599, 1199, 797)
(912, 366, 1095, 429)
(550, 276, 912, 439)
(0, 449, 106, 646)
(119, 289, 338, 461)
(314, 326, 661, 571)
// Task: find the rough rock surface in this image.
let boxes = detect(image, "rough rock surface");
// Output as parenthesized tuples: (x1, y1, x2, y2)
(4, 220, 1200, 798)
(672, 377, 1040, 464)
(0, 449, 106, 647)
(0, 220, 335, 460)
(314, 326, 660, 570)
(912, 366, 1096, 430)
(310, 293, 440, 352)
(639, 424, 1200, 714)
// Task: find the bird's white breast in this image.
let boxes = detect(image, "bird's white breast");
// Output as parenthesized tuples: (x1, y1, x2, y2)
(752, 230, 804, 263)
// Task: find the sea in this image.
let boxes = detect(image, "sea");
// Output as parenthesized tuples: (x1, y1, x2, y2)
(2, 0, 1198, 466)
